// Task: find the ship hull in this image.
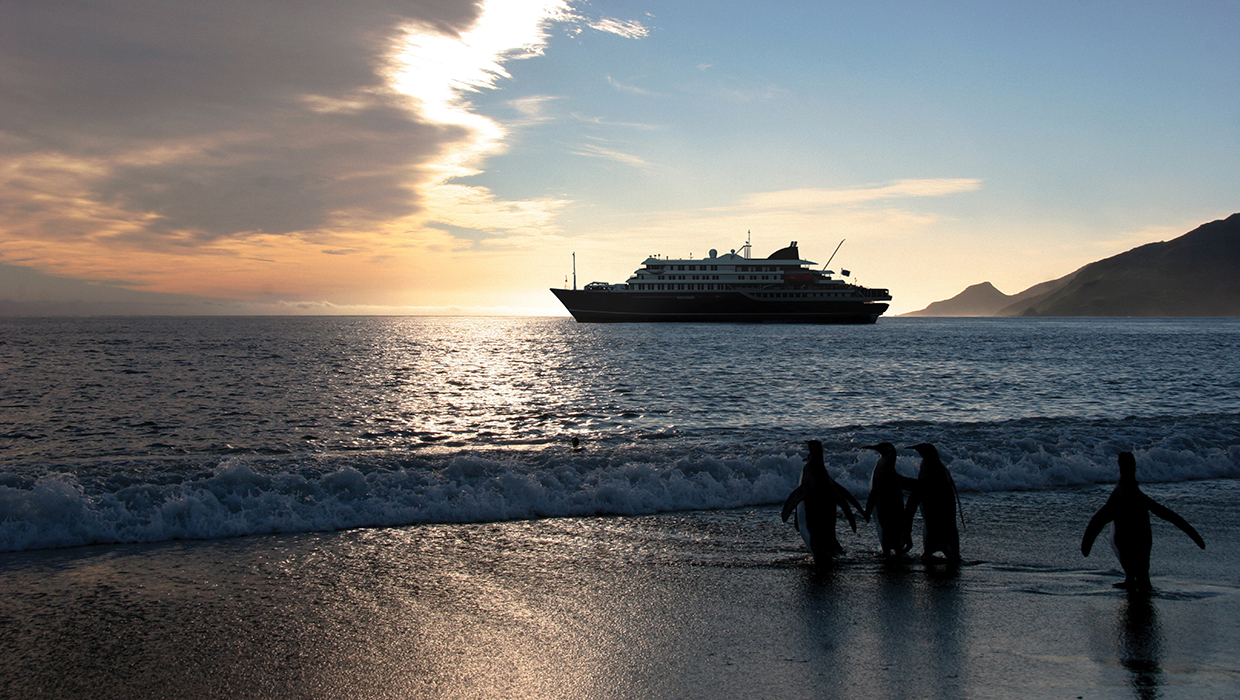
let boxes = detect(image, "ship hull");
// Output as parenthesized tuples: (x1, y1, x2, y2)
(551, 289, 888, 324)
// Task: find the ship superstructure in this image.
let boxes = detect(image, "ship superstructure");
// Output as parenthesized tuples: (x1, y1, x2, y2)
(551, 240, 891, 323)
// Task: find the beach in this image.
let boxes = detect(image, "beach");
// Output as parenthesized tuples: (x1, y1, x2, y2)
(3, 478, 1236, 699)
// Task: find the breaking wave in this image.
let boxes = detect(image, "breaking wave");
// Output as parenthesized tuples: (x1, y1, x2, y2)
(2, 413, 1238, 552)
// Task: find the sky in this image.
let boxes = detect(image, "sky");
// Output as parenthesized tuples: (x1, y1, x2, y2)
(1, 0, 1237, 316)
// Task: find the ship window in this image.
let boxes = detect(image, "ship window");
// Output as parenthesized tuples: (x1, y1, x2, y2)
(689, 265, 696, 271)
(678, 265, 685, 271)
(711, 265, 718, 271)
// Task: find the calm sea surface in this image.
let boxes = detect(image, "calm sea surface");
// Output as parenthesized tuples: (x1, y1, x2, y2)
(2, 316, 1238, 551)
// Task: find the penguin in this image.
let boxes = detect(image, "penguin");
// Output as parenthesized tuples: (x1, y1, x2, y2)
(903, 443, 964, 563)
(1081, 452, 1205, 591)
(781, 440, 865, 560)
(861, 442, 919, 557)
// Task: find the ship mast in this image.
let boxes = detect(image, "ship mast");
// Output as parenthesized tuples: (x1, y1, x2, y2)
(823, 239, 845, 270)
(572, 252, 577, 290)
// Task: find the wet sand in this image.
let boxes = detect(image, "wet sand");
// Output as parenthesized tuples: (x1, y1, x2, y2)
(2, 479, 1237, 699)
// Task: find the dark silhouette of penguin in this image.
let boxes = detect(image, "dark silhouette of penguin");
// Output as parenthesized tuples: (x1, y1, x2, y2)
(903, 443, 964, 563)
(782, 440, 865, 560)
(862, 442, 919, 557)
(1081, 452, 1205, 591)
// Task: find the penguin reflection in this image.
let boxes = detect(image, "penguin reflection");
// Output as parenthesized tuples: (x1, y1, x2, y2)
(1118, 594, 1163, 700)
(1082, 452, 1205, 591)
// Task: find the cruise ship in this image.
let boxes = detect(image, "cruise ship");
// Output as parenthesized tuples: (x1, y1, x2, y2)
(551, 240, 891, 323)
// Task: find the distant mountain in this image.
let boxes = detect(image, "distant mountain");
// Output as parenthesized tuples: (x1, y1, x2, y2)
(901, 282, 1013, 317)
(902, 272, 1078, 317)
(1020, 213, 1240, 316)
(994, 271, 1079, 316)
(904, 213, 1240, 317)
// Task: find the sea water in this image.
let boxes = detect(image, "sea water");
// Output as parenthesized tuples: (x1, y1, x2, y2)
(2, 316, 1238, 553)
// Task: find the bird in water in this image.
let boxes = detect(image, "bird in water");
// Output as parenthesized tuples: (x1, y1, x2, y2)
(782, 440, 866, 561)
(903, 443, 964, 564)
(1082, 451, 1205, 591)
(861, 442, 919, 558)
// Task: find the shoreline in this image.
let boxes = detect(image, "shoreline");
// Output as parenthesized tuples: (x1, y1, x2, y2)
(2, 479, 1237, 699)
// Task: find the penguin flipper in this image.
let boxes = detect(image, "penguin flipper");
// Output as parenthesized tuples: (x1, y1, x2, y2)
(950, 476, 966, 532)
(838, 484, 867, 523)
(781, 485, 808, 523)
(1081, 503, 1115, 556)
(839, 499, 858, 533)
(1148, 498, 1206, 549)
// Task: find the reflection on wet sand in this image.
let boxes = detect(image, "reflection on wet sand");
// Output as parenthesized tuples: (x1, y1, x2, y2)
(917, 565, 966, 698)
(1119, 594, 1163, 700)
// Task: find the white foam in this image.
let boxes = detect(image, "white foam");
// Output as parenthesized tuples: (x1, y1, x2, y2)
(2, 419, 1238, 553)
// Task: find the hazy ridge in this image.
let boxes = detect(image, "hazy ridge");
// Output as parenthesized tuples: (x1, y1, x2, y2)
(905, 212, 1240, 317)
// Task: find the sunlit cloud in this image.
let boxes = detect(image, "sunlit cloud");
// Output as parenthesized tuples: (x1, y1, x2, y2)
(424, 184, 570, 239)
(570, 139, 651, 168)
(569, 113, 660, 130)
(589, 17, 650, 39)
(0, 0, 640, 305)
(507, 95, 563, 124)
(735, 179, 982, 211)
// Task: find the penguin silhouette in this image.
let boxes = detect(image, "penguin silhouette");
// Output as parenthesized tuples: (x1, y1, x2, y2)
(903, 443, 964, 563)
(782, 440, 865, 560)
(862, 442, 919, 557)
(1082, 452, 1205, 591)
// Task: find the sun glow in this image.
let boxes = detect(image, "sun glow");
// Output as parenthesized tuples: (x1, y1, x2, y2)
(391, 0, 569, 181)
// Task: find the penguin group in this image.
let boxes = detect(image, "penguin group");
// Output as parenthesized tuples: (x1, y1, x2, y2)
(782, 440, 964, 565)
(783, 442, 1206, 588)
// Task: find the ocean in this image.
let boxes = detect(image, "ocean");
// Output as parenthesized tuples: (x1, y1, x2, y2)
(2, 315, 1238, 553)
(3, 316, 1240, 699)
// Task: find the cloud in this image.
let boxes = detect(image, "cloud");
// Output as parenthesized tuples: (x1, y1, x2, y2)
(1, 2, 483, 243)
(569, 141, 651, 168)
(736, 179, 982, 211)
(570, 178, 983, 263)
(0, 0, 590, 298)
(606, 75, 655, 96)
(588, 17, 650, 39)
(507, 95, 563, 124)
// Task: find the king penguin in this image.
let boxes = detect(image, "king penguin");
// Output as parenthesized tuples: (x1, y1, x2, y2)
(1081, 452, 1205, 591)
(903, 443, 964, 563)
(781, 440, 865, 560)
(862, 442, 919, 557)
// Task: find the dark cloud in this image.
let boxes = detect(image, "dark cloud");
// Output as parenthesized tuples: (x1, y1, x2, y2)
(0, 0, 483, 243)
